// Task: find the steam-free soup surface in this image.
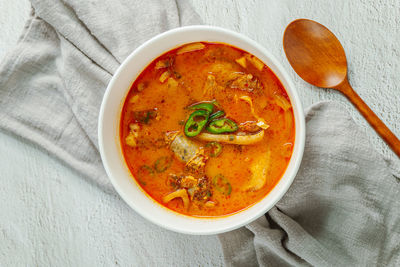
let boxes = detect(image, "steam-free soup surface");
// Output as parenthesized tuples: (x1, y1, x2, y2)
(120, 42, 294, 217)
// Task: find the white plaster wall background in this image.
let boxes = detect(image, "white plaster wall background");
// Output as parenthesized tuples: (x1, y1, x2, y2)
(0, 0, 399, 266)
(188, 0, 400, 161)
(0, 131, 224, 266)
(0, 1, 224, 266)
(0, 1, 29, 57)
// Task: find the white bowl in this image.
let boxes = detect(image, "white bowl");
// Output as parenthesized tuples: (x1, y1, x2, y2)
(98, 25, 305, 235)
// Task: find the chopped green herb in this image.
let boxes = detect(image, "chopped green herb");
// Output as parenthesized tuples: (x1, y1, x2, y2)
(207, 118, 238, 134)
(187, 102, 214, 113)
(205, 141, 223, 157)
(154, 156, 173, 173)
(209, 110, 225, 121)
(136, 165, 154, 183)
(213, 174, 232, 196)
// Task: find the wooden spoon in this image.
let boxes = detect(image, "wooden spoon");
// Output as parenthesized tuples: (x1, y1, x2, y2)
(283, 19, 400, 157)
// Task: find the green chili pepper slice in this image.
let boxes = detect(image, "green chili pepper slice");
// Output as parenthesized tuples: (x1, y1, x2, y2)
(187, 102, 214, 114)
(213, 174, 232, 196)
(154, 156, 173, 173)
(206, 118, 238, 134)
(136, 165, 155, 185)
(210, 99, 221, 109)
(209, 110, 225, 121)
(205, 141, 223, 157)
(184, 109, 210, 137)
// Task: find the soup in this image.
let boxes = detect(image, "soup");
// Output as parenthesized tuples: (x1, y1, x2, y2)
(120, 42, 294, 217)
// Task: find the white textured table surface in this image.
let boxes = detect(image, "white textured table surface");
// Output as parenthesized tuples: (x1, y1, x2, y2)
(1, 0, 399, 266)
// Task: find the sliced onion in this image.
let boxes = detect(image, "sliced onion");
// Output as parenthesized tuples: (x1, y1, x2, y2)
(177, 42, 205, 54)
(239, 96, 269, 129)
(274, 94, 292, 111)
(245, 54, 264, 71)
(162, 189, 190, 210)
(197, 130, 264, 145)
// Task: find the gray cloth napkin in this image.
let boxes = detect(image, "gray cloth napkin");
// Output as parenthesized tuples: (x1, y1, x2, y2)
(0, 1, 399, 266)
(219, 102, 400, 266)
(0, 0, 200, 191)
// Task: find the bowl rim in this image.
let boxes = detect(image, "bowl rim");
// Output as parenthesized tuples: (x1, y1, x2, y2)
(98, 25, 305, 235)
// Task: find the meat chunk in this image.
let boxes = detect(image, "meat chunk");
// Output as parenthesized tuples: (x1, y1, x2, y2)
(125, 123, 140, 147)
(167, 175, 212, 202)
(228, 73, 263, 92)
(180, 175, 197, 188)
(132, 108, 159, 124)
(191, 176, 212, 202)
(185, 149, 208, 175)
(166, 132, 208, 174)
(239, 121, 262, 133)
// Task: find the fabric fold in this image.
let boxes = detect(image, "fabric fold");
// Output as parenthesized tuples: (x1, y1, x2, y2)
(0, 0, 201, 190)
(219, 102, 400, 266)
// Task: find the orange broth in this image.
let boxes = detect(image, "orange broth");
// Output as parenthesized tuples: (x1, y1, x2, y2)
(120, 42, 295, 217)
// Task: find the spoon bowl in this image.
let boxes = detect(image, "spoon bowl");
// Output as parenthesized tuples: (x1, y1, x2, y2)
(283, 19, 400, 157)
(283, 19, 347, 88)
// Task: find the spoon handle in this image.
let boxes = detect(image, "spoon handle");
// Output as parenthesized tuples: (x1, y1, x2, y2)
(335, 79, 400, 157)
